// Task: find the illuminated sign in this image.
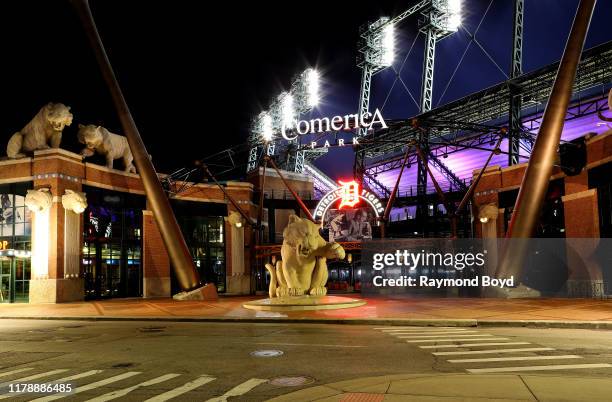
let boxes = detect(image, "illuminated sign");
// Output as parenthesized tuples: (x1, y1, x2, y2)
(281, 109, 388, 141)
(314, 180, 385, 222)
(338, 180, 360, 209)
(0, 240, 9, 250)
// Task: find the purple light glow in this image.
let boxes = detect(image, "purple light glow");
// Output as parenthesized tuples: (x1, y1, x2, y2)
(373, 107, 612, 196)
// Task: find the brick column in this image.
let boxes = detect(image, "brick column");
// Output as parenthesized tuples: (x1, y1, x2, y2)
(29, 149, 85, 303)
(562, 176, 603, 297)
(142, 210, 171, 297)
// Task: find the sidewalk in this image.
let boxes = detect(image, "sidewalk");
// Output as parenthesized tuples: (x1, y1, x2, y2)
(265, 373, 612, 401)
(0, 296, 611, 328)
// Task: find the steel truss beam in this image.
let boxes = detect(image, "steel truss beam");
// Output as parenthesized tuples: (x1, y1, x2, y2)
(508, 0, 524, 165)
(428, 152, 468, 191)
(360, 41, 612, 161)
(363, 171, 392, 198)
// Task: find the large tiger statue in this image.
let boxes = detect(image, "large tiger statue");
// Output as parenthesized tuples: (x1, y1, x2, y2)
(6, 103, 73, 159)
(265, 215, 345, 298)
(77, 124, 136, 173)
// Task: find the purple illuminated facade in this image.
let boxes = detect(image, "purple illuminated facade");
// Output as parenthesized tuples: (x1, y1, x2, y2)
(374, 99, 612, 196)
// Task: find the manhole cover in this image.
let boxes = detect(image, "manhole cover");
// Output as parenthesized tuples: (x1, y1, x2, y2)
(250, 350, 284, 358)
(111, 362, 135, 368)
(269, 376, 315, 387)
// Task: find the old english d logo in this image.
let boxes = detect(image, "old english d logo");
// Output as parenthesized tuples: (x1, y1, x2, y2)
(338, 180, 360, 209)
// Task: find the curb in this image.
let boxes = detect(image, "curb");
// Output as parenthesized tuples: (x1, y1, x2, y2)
(0, 316, 611, 329)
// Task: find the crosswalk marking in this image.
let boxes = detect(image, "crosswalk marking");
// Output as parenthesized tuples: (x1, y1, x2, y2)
(86, 373, 181, 402)
(374, 327, 474, 332)
(0, 370, 69, 400)
(448, 355, 583, 363)
(433, 347, 555, 356)
(389, 331, 481, 336)
(396, 334, 493, 339)
(419, 342, 531, 349)
(0, 369, 68, 385)
(382, 329, 468, 334)
(52, 370, 104, 382)
(143, 375, 216, 402)
(467, 363, 612, 374)
(30, 372, 142, 402)
(205, 378, 268, 402)
(373, 326, 611, 376)
(0, 368, 34, 378)
(406, 337, 509, 343)
(1, 370, 107, 401)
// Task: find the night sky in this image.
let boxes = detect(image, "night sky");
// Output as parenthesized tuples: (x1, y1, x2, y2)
(2, 0, 612, 179)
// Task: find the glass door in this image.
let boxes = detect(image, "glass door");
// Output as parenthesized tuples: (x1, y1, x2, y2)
(83, 205, 142, 299)
(0, 258, 10, 303)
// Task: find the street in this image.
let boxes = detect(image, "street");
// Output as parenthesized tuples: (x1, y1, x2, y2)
(0, 320, 611, 401)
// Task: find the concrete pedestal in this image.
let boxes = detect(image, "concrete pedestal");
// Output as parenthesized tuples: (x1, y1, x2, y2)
(567, 279, 605, 298)
(173, 283, 218, 301)
(243, 295, 366, 311)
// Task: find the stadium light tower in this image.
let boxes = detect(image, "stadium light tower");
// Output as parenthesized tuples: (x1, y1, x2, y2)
(247, 67, 321, 173)
(354, 0, 463, 186)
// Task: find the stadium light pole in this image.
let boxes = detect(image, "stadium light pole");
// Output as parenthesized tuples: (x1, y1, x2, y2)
(354, 0, 462, 190)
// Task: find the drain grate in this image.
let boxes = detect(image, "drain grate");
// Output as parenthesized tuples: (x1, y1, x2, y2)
(138, 326, 166, 333)
(250, 350, 284, 358)
(269, 376, 315, 387)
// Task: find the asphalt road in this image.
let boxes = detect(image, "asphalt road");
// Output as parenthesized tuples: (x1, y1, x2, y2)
(0, 320, 610, 401)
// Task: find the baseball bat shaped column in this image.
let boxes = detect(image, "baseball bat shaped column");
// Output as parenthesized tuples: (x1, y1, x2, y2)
(496, 0, 597, 279)
(71, 0, 201, 290)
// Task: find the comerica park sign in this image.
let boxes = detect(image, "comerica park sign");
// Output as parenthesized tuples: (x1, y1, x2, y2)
(282, 108, 388, 141)
(314, 180, 385, 222)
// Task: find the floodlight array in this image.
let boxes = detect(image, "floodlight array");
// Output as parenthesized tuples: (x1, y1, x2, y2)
(381, 24, 395, 66)
(445, 0, 462, 32)
(281, 92, 295, 129)
(252, 68, 320, 143)
(306, 69, 320, 107)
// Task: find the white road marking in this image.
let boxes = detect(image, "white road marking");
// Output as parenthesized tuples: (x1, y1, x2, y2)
(406, 337, 509, 343)
(387, 331, 480, 335)
(0, 370, 69, 400)
(143, 375, 215, 402)
(250, 342, 366, 348)
(396, 334, 493, 339)
(205, 378, 268, 402)
(374, 327, 473, 331)
(0, 370, 102, 400)
(86, 373, 180, 402)
(49, 370, 103, 384)
(0, 368, 34, 378)
(30, 372, 142, 402)
(433, 347, 555, 356)
(448, 355, 583, 363)
(419, 342, 530, 349)
(467, 363, 612, 374)
(2, 369, 68, 383)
